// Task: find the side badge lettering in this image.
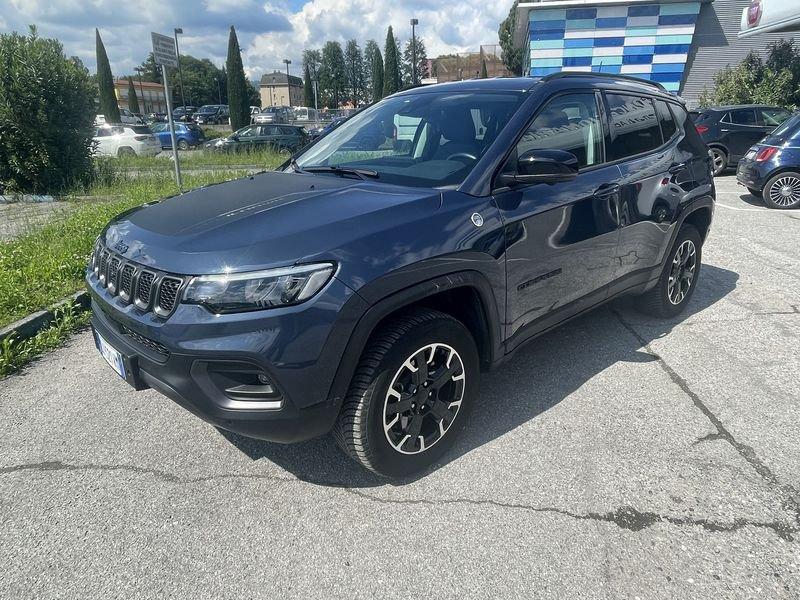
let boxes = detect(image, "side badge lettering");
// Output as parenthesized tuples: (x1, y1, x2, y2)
(471, 213, 484, 228)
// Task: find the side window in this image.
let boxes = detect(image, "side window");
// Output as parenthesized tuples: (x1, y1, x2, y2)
(729, 109, 757, 126)
(760, 108, 791, 126)
(516, 93, 603, 169)
(605, 94, 662, 160)
(655, 100, 677, 141)
(264, 125, 282, 136)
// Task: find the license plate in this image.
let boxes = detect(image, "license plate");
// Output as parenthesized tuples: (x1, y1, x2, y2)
(745, 150, 757, 159)
(95, 331, 126, 379)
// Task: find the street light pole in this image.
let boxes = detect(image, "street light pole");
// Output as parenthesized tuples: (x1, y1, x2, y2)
(410, 18, 419, 85)
(174, 27, 187, 109)
(283, 59, 292, 106)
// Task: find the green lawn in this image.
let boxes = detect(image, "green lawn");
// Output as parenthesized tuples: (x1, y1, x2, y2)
(104, 147, 286, 171)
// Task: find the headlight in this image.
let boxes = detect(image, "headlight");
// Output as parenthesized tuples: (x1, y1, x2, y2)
(183, 263, 335, 313)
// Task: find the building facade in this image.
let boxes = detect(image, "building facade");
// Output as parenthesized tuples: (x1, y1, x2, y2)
(114, 79, 167, 114)
(515, 0, 800, 105)
(259, 71, 303, 108)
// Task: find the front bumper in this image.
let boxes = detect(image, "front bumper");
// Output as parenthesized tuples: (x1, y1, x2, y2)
(87, 273, 368, 443)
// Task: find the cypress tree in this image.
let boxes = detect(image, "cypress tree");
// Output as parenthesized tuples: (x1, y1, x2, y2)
(480, 59, 488, 79)
(372, 47, 384, 102)
(95, 29, 120, 123)
(226, 26, 249, 130)
(382, 26, 401, 97)
(303, 64, 314, 107)
(127, 76, 141, 114)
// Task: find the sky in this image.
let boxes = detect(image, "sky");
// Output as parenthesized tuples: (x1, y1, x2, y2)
(2, 0, 510, 82)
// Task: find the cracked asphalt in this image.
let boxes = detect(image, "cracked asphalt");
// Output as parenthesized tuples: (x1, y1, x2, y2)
(1, 175, 799, 599)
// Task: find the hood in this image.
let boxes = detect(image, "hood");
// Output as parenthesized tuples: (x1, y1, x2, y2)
(102, 171, 441, 277)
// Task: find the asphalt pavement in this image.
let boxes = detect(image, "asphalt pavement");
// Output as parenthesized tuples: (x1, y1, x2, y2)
(1, 175, 799, 599)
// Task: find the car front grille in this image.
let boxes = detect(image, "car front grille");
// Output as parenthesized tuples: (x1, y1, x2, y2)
(121, 325, 170, 358)
(90, 242, 187, 319)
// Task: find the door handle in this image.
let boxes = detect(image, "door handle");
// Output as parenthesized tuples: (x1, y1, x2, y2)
(668, 163, 687, 174)
(720, 128, 730, 132)
(593, 184, 620, 197)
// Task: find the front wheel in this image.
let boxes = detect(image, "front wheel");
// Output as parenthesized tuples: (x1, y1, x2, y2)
(762, 171, 800, 209)
(637, 224, 702, 318)
(333, 309, 479, 477)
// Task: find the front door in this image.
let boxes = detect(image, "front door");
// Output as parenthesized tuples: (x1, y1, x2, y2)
(495, 91, 621, 343)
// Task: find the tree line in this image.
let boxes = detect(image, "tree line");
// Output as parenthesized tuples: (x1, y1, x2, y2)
(301, 25, 428, 109)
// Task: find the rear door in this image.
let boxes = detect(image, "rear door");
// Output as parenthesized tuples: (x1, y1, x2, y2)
(495, 91, 622, 343)
(720, 109, 766, 161)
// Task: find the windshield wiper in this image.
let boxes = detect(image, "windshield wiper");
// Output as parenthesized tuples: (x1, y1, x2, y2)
(300, 165, 379, 180)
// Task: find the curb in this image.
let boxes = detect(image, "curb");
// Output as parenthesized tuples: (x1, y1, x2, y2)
(0, 291, 91, 345)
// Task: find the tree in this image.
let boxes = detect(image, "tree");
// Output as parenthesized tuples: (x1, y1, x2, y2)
(402, 37, 427, 86)
(344, 39, 363, 105)
(226, 26, 249, 129)
(303, 64, 314, 107)
(383, 26, 401, 97)
(126, 76, 140, 114)
(0, 28, 95, 193)
(363, 40, 380, 102)
(499, 1, 524, 76)
(480, 59, 488, 79)
(371, 45, 384, 102)
(320, 41, 346, 108)
(95, 29, 120, 122)
(699, 41, 800, 108)
(138, 53, 161, 83)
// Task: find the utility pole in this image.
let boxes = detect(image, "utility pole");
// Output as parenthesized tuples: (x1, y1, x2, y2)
(174, 27, 187, 109)
(283, 59, 292, 106)
(410, 19, 419, 85)
(134, 67, 147, 113)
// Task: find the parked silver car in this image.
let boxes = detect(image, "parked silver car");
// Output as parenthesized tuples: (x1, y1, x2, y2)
(252, 106, 290, 125)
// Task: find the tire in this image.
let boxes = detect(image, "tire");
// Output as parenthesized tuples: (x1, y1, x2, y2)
(177, 139, 189, 151)
(709, 147, 727, 176)
(117, 147, 135, 157)
(762, 171, 800, 209)
(333, 308, 480, 478)
(747, 187, 762, 198)
(637, 224, 702, 318)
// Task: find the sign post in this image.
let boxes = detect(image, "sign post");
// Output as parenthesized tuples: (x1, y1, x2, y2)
(151, 32, 182, 191)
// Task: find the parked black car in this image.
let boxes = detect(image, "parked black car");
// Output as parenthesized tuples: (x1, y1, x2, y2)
(88, 73, 714, 477)
(193, 105, 230, 125)
(172, 106, 197, 122)
(146, 112, 167, 123)
(205, 123, 307, 153)
(737, 111, 800, 209)
(694, 104, 792, 175)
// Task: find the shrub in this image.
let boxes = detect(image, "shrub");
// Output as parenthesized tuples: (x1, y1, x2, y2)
(0, 27, 96, 193)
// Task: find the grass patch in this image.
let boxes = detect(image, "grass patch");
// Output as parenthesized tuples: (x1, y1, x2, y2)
(101, 147, 286, 172)
(0, 170, 247, 330)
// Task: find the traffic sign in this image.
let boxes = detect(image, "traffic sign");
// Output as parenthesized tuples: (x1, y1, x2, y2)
(151, 32, 178, 67)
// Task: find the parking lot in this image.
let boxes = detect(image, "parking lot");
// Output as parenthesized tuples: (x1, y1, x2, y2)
(1, 174, 798, 599)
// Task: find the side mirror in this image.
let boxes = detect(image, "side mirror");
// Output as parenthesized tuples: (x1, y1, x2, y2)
(500, 149, 579, 186)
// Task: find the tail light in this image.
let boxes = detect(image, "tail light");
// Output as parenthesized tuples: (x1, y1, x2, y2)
(755, 146, 778, 162)
(134, 135, 149, 141)
(695, 125, 709, 134)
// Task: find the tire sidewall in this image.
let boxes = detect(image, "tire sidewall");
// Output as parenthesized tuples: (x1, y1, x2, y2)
(763, 171, 800, 210)
(658, 225, 702, 317)
(710, 148, 727, 176)
(362, 318, 479, 477)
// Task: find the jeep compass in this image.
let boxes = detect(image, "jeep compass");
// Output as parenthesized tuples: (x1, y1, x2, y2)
(87, 73, 715, 477)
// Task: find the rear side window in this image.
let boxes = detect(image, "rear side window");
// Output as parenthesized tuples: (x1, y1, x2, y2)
(605, 94, 662, 160)
(760, 108, 791, 126)
(726, 109, 757, 125)
(655, 100, 677, 141)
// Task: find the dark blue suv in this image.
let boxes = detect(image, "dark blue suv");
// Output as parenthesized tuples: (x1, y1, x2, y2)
(87, 74, 715, 477)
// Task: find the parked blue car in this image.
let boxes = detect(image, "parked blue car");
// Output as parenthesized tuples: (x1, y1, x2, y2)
(150, 122, 205, 150)
(737, 112, 800, 209)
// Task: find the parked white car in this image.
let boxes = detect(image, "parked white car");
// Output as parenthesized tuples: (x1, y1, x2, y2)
(94, 108, 144, 126)
(92, 125, 161, 157)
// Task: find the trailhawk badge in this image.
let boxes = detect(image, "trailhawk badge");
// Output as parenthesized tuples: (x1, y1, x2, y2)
(471, 213, 484, 227)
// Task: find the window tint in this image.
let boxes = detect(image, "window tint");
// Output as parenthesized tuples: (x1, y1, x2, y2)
(728, 109, 757, 125)
(605, 94, 662, 160)
(264, 125, 282, 135)
(516, 93, 603, 169)
(655, 100, 677, 141)
(760, 108, 791, 126)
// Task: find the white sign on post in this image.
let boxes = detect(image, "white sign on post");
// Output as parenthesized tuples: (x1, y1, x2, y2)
(151, 32, 182, 190)
(151, 32, 178, 67)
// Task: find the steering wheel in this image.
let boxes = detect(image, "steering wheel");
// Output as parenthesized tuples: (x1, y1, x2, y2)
(446, 152, 477, 162)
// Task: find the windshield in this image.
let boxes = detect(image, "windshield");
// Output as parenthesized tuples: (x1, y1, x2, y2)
(292, 91, 525, 188)
(769, 112, 800, 139)
(198, 106, 218, 114)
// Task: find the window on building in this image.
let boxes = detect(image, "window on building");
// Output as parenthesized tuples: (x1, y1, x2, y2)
(605, 94, 662, 160)
(516, 92, 603, 169)
(655, 100, 677, 141)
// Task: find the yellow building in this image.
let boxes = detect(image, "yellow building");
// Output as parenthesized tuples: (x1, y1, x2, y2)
(259, 71, 303, 108)
(114, 79, 168, 114)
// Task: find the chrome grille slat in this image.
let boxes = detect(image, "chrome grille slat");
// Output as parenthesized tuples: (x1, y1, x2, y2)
(98, 251, 109, 284)
(119, 264, 136, 302)
(107, 257, 121, 293)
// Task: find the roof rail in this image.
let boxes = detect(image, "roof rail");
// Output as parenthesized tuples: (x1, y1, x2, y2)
(540, 71, 668, 93)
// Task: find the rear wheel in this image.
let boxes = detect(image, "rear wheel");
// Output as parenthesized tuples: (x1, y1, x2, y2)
(177, 139, 189, 150)
(117, 147, 135, 157)
(637, 224, 702, 318)
(762, 171, 800, 209)
(709, 147, 727, 176)
(333, 309, 479, 477)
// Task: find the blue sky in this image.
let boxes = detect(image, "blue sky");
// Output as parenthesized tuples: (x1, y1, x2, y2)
(2, 0, 508, 81)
